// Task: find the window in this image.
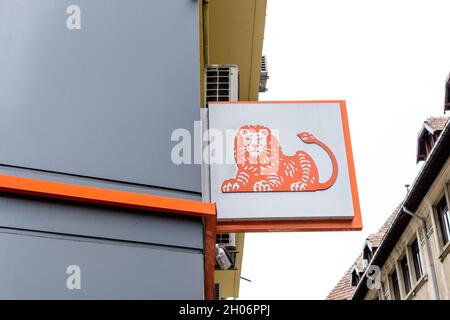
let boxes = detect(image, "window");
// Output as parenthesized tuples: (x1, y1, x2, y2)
(351, 268, 360, 286)
(363, 242, 374, 265)
(411, 239, 423, 281)
(400, 256, 412, 294)
(437, 196, 450, 245)
(445, 75, 450, 111)
(424, 136, 434, 155)
(381, 281, 390, 300)
(367, 250, 373, 262)
(390, 270, 401, 300)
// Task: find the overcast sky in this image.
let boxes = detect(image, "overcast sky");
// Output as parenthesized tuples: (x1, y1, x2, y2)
(239, 0, 450, 299)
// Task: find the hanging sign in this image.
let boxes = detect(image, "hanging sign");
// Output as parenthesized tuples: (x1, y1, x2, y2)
(206, 101, 362, 232)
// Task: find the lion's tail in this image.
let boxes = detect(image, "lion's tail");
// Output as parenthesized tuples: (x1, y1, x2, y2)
(297, 132, 338, 190)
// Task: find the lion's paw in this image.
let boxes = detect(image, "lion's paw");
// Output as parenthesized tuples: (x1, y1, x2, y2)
(222, 180, 242, 192)
(291, 182, 308, 191)
(253, 180, 273, 192)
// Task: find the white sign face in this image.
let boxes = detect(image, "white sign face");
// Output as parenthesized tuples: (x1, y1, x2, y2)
(207, 101, 360, 222)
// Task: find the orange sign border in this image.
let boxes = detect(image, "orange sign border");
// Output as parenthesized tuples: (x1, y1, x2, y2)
(0, 174, 217, 299)
(210, 100, 362, 232)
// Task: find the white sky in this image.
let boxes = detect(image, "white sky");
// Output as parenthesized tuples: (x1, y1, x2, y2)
(239, 0, 450, 299)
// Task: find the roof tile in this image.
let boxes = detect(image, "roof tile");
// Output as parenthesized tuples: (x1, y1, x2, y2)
(425, 116, 449, 131)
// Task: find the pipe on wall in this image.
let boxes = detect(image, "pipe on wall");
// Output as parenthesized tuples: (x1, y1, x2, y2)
(403, 207, 441, 300)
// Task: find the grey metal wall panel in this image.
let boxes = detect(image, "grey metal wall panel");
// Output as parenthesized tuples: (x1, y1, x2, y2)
(0, 0, 201, 193)
(0, 229, 204, 299)
(0, 165, 202, 201)
(0, 194, 204, 250)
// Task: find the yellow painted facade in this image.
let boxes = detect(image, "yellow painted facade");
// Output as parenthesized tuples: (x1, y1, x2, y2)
(203, 0, 267, 101)
(214, 233, 246, 298)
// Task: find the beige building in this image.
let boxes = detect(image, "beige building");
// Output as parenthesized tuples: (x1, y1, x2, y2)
(328, 110, 450, 300)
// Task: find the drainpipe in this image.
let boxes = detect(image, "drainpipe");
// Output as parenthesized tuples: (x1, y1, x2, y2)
(403, 207, 440, 300)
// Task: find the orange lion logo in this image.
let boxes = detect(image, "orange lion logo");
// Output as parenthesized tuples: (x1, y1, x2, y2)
(222, 125, 338, 193)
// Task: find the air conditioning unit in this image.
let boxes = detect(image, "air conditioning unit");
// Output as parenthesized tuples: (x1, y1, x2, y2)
(216, 233, 236, 247)
(205, 64, 239, 103)
(259, 55, 269, 93)
(215, 245, 232, 270)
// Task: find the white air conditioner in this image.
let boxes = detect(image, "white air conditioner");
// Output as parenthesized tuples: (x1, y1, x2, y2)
(205, 64, 239, 103)
(216, 233, 236, 247)
(215, 245, 232, 270)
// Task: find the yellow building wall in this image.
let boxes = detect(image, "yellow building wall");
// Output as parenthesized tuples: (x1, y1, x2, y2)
(202, 0, 267, 299)
(207, 0, 267, 101)
(214, 233, 245, 299)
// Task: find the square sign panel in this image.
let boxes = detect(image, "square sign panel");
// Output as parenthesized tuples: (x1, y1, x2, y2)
(207, 101, 362, 232)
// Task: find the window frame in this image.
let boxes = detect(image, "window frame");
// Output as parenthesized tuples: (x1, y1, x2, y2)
(400, 255, 412, 294)
(389, 269, 401, 300)
(436, 195, 450, 246)
(363, 243, 374, 263)
(445, 76, 450, 111)
(410, 238, 423, 282)
(380, 280, 390, 300)
(350, 267, 361, 287)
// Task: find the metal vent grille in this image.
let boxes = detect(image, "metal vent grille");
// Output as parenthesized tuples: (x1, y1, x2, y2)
(259, 55, 269, 93)
(214, 283, 221, 300)
(261, 55, 268, 73)
(216, 233, 231, 245)
(206, 65, 238, 103)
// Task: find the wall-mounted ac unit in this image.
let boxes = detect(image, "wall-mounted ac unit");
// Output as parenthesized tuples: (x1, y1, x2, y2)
(216, 245, 233, 270)
(205, 64, 239, 103)
(216, 233, 236, 247)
